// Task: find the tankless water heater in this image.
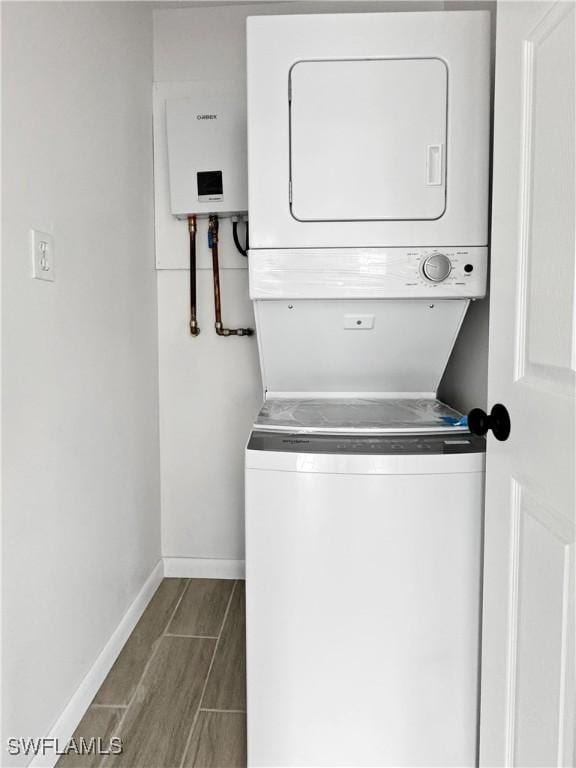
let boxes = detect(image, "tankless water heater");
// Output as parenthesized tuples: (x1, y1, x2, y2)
(166, 80, 247, 219)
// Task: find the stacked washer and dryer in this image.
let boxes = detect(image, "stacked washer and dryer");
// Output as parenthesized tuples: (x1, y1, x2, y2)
(244, 11, 490, 768)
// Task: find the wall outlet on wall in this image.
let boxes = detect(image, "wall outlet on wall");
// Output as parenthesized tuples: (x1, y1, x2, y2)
(31, 229, 55, 281)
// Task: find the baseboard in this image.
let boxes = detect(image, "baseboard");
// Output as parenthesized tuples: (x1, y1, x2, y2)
(163, 557, 245, 579)
(28, 559, 164, 768)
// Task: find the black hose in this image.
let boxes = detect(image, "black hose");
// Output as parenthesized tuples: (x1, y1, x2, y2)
(232, 219, 249, 257)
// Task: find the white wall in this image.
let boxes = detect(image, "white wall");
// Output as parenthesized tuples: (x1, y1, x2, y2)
(153, 0, 450, 569)
(1, 2, 159, 763)
(154, 5, 262, 565)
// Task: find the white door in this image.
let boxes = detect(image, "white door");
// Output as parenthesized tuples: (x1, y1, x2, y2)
(480, 2, 575, 766)
(289, 58, 447, 221)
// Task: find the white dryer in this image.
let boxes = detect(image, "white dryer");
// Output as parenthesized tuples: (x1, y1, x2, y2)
(247, 11, 490, 250)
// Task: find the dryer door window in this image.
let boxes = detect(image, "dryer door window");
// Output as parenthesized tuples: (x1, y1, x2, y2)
(289, 58, 448, 222)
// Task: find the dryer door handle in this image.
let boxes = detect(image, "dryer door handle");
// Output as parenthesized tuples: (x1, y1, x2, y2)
(426, 144, 444, 186)
(468, 404, 511, 442)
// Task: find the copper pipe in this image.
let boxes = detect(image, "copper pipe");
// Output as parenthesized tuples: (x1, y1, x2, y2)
(188, 215, 200, 336)
(208, 215, 253, 337)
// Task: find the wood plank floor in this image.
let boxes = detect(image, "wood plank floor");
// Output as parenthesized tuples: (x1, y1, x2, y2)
(57, 578, 246, 768)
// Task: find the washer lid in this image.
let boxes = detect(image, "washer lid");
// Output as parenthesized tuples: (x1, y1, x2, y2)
(254, 298, 470, 398)
(254, 397, 467, 435)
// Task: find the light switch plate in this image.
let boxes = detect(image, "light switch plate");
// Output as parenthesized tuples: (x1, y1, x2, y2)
(31, 229, 55, 281)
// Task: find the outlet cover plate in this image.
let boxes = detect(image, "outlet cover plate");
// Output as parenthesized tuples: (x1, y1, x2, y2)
(31, 229, 55, 281)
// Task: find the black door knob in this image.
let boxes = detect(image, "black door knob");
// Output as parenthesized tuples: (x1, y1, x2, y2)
(468, 403, 511, 442)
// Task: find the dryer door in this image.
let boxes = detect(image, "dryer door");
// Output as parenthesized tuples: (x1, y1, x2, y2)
(289, 58, 447, 222)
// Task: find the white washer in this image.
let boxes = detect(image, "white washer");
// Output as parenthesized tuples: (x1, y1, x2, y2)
(245, 268, 487, 767)
(245, 399, 484, 767)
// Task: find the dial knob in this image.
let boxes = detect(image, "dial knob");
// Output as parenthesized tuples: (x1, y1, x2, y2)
(422, 253, 452, 282)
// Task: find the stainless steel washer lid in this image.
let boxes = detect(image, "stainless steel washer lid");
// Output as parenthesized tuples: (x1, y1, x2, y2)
(253, 397, 467, 435)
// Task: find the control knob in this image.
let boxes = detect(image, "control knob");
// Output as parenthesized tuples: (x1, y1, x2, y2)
(422, 253, 452, 282)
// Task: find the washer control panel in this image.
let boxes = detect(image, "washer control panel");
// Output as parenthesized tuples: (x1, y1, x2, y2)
(248, 430, 486, 455)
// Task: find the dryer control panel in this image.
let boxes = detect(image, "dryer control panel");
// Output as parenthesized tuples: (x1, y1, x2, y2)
(249, 247, 488, 300)
(421, 253, 452, 282)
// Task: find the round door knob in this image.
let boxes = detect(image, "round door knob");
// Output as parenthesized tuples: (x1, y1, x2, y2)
(468, 403, 511, 442)
(422, 253, 452, 282)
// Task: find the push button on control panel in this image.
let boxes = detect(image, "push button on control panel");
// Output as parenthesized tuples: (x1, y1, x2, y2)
(422, 253, 452, 282)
